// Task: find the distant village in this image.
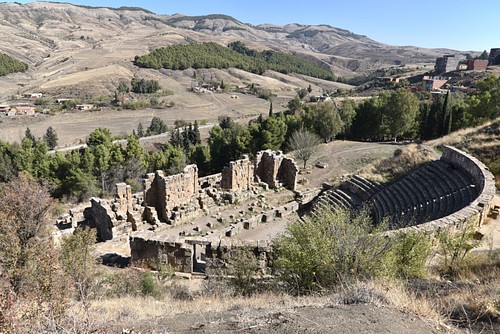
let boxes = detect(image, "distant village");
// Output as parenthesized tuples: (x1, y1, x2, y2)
(0, 93, 95, 118)
(377, 47, 500, 94)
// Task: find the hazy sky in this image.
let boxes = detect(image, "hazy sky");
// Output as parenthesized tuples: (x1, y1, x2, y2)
(16, 0, 498, 51)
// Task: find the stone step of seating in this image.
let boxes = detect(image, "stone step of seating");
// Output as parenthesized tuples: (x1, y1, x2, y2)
(337, 189, 359, 207)
(424, 162, 454, 195)
(413, 164, 449, 221)
(330, 191, 352, 209)
(403, 176, 431, 224)
(345, 175, 380, 200)
(373, 187, 395, 221)
(316, 198, 337, 212)
(322, 194, 345, 210)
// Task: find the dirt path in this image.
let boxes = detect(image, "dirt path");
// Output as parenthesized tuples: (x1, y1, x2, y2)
(111, 302, 443, 334)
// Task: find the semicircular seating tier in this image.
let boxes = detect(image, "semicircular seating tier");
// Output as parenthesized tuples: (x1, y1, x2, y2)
(310, 146, 496, 229)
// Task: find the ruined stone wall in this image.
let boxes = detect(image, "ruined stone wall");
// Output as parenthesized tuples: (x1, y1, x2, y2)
(115, 183, 132, 215)
(199, 173, 222, 189)
(278, 157, 299, 191)
(130, 232, 193, 272)
(143, 165, 199, 223)
(205, 239, 273, 275)
(221, 155, 253, 192)
(85, 198, 114, 241)
(255, 150, 282, 189)
(255, 150, 298, 191)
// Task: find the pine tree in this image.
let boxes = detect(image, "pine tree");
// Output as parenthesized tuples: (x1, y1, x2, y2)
(193, 120, 201, 145)
(169, 129, 182, 147)
(24, 127, 36, 144)
(137, 122, 144, 138)
(269, 101, 273, 117)
(43, 126, 58, 150)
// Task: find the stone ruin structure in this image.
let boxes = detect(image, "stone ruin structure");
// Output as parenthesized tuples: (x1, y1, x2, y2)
(311, 146, 496, 232)
(255, 150, 298, 190)
(65, 150, 299, 268)
(221, 155, 253, 192)
(64, 145, 495, 276)
(143, 165, 199, 224)
(81, 183, 143, 241)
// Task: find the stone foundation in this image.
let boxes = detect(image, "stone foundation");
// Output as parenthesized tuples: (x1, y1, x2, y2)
(130, 232, 193, 272)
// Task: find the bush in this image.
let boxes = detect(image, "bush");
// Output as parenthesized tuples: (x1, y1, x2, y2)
(140, 271, 158, 297)
(123, 100, 149, 110)
(274, 207, 436, 294)
(274, 207, 390, 294)
(435, 219, 482, 276)
(382, 230, 432, 279)
(229, 249, 259, 296)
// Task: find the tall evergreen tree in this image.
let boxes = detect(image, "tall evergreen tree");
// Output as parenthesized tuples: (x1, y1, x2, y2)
(43, 126, 58, 150)
(24, 127, 36, 144)
(137, 122, 145, 138)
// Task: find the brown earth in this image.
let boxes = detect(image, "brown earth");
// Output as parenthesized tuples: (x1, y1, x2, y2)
(124, 302, 443, 334)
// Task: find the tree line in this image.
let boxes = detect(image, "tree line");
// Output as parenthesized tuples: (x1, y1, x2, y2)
(134, 41, 334, 80)
(1, 75, 499, 202)
(0, 53, 28, 76)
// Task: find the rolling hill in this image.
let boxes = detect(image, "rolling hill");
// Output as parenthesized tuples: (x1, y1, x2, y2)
(0, 2, 473, 97)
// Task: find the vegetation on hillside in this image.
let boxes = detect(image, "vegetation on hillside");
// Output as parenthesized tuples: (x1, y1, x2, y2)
(0, 53, 28, 76)
(134, 41, 334, 80)
(72, 4, 154, 13)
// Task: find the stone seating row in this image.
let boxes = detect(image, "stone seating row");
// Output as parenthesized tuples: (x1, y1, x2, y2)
(310, 160, 479, 228)
(312, 176, 379, 213)
(371, 160, 478, 225)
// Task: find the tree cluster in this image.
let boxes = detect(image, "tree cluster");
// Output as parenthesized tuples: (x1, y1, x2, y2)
(134, 41, 334, 81)
(0, 53, 28, 76)
(1, 76, 500, 203)
(130, 77, 160, 94)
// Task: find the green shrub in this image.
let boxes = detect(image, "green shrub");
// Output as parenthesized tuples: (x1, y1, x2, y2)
(274, 207, 390, 294)
(382, 230, 432, 279)
(435, 219, 482, 276)
(229, 249, 258, 296)
(140, 271, 158, 297)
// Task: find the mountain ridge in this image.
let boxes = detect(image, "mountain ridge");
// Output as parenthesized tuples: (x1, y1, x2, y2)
(0, 2, 474, 96)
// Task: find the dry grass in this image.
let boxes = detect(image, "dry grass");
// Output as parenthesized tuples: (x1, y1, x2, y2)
(89, 292, 329, 320)
(358, 144, 435, 183)
(427, 118, 500, 149)
(50, 250, 499, 333)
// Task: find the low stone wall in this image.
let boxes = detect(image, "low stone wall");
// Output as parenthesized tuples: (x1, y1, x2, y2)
(130, 233, 273, 275)
(130, 232, 193, 272)
(199, 173, 222, 189)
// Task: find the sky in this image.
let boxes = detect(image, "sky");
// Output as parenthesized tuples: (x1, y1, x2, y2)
(15, 0, 499, 51)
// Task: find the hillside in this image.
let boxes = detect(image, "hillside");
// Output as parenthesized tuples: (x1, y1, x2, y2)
(428, 116, 500, 188)
(0, 2, 471, 98)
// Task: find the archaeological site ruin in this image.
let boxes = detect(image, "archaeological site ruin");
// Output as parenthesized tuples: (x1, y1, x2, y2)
(57, 146, 496, 275)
